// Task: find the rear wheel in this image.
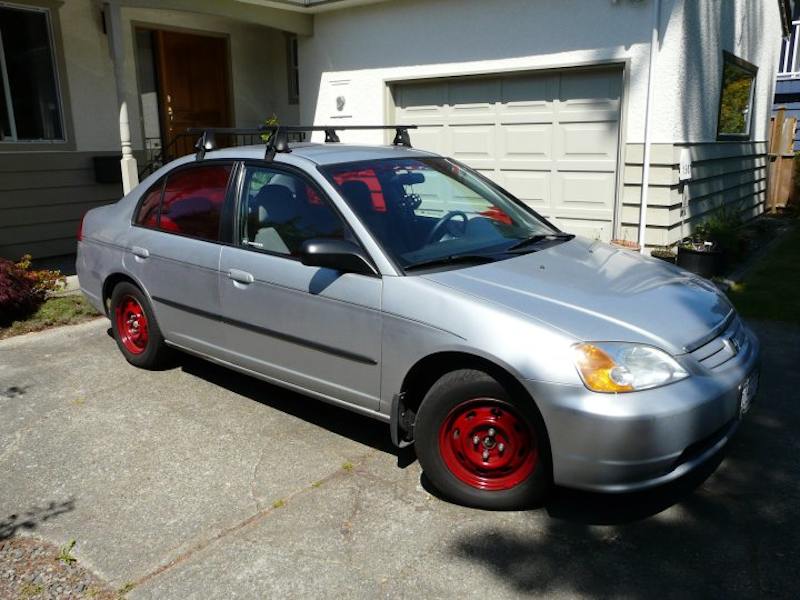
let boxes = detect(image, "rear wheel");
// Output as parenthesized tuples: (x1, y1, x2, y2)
(415, 369, 551, 509)
(110, 282, 170, 369)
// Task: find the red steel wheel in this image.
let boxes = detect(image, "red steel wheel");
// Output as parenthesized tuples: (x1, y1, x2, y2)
(438, 398, 538, 491)
(115, 294, 149, 355)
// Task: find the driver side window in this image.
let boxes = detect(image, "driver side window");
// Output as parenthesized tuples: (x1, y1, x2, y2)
(239, 167, 347, 256)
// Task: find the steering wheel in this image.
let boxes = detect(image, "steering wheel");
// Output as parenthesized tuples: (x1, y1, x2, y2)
(425, 211, 469, 245)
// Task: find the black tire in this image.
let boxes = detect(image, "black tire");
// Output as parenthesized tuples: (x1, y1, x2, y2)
(415, 369, 551, 510)
(109, 281, 171, 369)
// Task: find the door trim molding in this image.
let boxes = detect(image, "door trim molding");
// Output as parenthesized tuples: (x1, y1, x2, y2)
(153, 294, 379, 365)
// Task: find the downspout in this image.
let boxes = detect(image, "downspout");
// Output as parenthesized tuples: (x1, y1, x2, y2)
(104, 1, 139, 195)
(637, 0, 661, 252)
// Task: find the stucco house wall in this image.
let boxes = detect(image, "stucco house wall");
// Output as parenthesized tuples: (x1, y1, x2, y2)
(620, 0, 781, 247)
(300, 0, 782, 248)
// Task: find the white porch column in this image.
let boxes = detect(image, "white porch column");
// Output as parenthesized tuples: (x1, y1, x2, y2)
(104, 1, 139, 194)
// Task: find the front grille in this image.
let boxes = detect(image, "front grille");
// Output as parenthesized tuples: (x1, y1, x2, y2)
(688, 316, 749, 372)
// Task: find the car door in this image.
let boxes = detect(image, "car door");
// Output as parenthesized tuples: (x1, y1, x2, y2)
(125, 161, 235, 356)
(218, 162, 382, 411)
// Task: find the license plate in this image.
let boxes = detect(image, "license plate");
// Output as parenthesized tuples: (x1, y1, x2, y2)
(739, 370, 759, 417)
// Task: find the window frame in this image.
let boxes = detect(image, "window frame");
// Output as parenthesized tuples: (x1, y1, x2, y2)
(131, 159, 238, 245)
(0, 1, 68, 146)
(285, 33, 299, 106)
(234, 160, 379, 275)
(716, 51, 758, 141)
(318, 157, 561, 275)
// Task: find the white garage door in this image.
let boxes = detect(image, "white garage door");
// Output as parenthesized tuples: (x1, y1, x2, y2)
(393, 68, 622, 241)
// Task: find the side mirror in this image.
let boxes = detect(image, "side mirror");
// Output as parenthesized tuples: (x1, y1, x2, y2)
(299, 239, 377, 276)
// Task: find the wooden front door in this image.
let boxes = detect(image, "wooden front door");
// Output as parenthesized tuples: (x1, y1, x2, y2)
(155, 30, 231, 157)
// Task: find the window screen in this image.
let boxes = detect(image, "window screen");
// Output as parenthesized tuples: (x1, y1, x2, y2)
(159, 164, 232, 240)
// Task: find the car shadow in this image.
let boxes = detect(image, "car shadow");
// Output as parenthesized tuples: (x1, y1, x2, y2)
(419, 448, 721, 522)
(176, 352, 404, 461)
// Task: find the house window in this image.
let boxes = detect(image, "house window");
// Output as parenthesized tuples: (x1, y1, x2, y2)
(716, 52, 757, 140)
(0, 3, 64, 142)
(286, 34, 299, 105)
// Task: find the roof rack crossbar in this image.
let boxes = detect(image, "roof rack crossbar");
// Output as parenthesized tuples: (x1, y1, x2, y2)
(186, 125, 419, 161)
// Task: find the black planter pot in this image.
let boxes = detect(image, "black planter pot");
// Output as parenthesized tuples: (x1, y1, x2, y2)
(676, 246, 725, 278)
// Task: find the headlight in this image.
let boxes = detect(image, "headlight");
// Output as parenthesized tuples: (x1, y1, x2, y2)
(572, 342, 688, 393)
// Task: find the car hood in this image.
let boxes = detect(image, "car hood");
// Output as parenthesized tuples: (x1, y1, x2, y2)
(420, 237, 733, 354)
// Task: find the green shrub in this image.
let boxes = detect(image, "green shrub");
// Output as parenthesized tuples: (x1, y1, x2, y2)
(0, 255, 65, 326)
(685, 206, 744, 255)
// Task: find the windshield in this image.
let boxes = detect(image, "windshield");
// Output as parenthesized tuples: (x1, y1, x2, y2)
(322, 157, 564, 270)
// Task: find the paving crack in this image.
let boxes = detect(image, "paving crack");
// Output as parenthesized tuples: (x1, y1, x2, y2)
(130, 449, 377, 593)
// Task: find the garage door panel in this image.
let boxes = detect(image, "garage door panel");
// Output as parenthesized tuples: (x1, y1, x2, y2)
(554, 172, 616, 212)
(558, 70, 621, 112)
(396, 106, 443, 126)
(500, 170, 551, 209)
(448, 78, 500, 106)
(393, 67, 621, 242)
(450, 125, 495, 161)
(557, 122, 618, 167)
(395, 83, 446, 125)
(410, 126, 447, 155)
(500, 124, 553, 160)
(498, 75, 556, 122)
(554, 218, 613, 241)
(396, 82, 446, 109)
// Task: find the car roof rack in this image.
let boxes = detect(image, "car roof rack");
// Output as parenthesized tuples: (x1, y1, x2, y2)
(187, 125, 418, 161)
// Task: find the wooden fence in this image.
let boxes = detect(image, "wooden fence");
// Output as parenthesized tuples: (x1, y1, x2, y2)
(768, 107, 797, 211)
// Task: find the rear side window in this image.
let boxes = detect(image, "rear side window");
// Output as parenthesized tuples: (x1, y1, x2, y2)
(135, 182, 162, 228)
(159, 165, 232, 240)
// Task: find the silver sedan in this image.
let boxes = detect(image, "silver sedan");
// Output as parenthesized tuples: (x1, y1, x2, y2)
(77, 138, 759, 509)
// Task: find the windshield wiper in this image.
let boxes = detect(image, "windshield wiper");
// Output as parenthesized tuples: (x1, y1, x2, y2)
(507, 232, 575, 252)
(404, 253, 497, 272)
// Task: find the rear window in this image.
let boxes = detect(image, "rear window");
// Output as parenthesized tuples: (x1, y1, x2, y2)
(134, 164, 232, 241)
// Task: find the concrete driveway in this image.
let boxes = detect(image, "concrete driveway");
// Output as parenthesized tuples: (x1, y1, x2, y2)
(1, 318, 798, 599)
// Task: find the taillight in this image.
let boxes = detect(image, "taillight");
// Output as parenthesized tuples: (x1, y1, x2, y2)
(77, 214, 85, 242)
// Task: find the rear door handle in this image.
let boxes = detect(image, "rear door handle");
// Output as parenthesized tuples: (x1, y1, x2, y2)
(227, 269, 254, 284)
(131, 246, 149, 259)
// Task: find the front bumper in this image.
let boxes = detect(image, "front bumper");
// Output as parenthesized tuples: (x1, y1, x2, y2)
(523, 325, 760, 493)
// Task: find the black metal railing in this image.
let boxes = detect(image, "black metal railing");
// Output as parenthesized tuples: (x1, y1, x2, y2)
(138, 130, 301, 178)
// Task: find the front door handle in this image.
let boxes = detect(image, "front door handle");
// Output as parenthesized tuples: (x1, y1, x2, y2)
(227, 269, 254, 284)
(131, 246, 149, 259)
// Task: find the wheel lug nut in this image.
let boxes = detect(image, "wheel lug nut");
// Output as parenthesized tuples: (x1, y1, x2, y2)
(498, 443, 505, 453)
(473, 435, 480, 446)
(482, 449, 490, 461)
(488, 428, 496, 438)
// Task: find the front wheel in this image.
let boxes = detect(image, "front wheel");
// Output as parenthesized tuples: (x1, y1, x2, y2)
(415, 369, 551, 510)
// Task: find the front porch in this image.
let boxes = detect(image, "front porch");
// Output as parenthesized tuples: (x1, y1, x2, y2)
(0, 0, 310, 260)
(108, 0, 311, 191)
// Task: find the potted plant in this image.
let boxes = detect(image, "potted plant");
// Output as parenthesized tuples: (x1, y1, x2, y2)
(677, 207, 742, 277)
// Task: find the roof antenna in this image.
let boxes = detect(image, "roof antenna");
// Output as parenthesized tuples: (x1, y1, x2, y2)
(194, 130, 216, 160)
